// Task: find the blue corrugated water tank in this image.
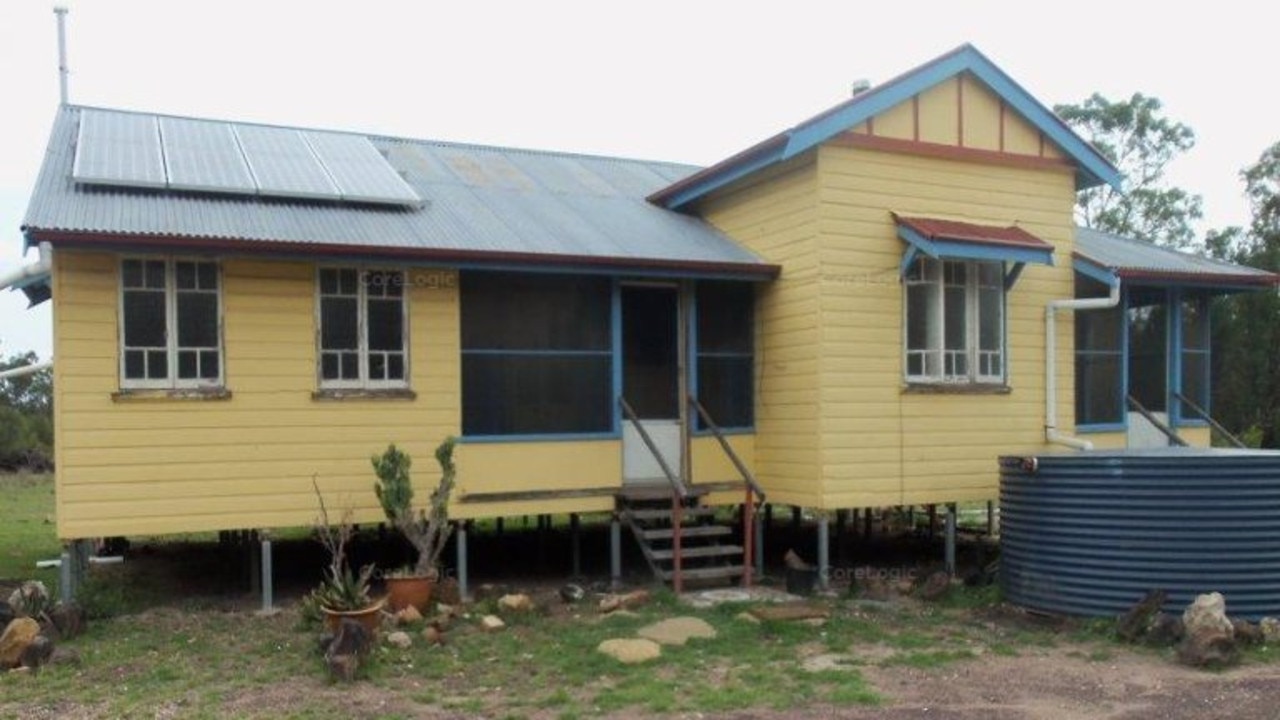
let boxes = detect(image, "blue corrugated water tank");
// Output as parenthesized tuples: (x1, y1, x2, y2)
(999, 448, 1280, 620)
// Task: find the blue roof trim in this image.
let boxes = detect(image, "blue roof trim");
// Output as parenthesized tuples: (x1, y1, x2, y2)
(656, 44, 1122, 210)
(897, 223, 1054, 268)
(1073, 256, 1121, 288)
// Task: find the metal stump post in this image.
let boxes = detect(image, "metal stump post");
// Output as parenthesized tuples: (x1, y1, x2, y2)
(570, 513, 581, 578)
(945, 504, 957, 576)
(610, 514, 622, 590)
(456, 521, 470, 602)
(817, 513, 830, 591)
(754, 511, 765, 578)
(260, 534, 274, 613)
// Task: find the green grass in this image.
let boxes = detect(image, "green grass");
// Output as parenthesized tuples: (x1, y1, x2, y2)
(0, 472, 60, 589)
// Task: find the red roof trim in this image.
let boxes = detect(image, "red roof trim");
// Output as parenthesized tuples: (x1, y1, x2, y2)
(894, 215, 1052, 251)
(27, 229, 782, 280)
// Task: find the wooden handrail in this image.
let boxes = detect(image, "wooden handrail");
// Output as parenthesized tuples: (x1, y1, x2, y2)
(1126, 395, 1189, 447)
(618, 397, 688, 498)
(688, 396, 767, 503)
(1173, 391, 1247, 448)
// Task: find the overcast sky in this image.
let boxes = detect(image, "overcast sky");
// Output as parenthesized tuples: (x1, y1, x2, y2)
(2, 0, 1277, 360)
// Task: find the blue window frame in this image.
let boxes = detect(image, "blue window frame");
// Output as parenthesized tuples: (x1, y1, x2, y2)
(460, 272, 613, 437)
(1173, 292, 1211, 426)
(693, 281, 754, 431)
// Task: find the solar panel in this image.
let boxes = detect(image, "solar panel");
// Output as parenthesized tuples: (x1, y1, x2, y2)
(159, 117, 257, 194)
(72, 110, 167, 189)
(233, 125, 340, 201)
(304, 132, 421, 206)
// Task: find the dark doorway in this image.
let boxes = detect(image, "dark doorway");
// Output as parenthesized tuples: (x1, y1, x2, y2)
(622, 285, 679, 419)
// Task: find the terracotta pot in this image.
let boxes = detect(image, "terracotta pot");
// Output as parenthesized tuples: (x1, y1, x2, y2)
(322, 597, 386, 637)
(385, 575, 436, 612)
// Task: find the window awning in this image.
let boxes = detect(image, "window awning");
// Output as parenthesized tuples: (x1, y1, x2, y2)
(894, 215, 1055, 288)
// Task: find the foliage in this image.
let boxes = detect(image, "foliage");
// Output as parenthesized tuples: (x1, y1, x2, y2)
(1207, 142, 1280, 448)
(311, 479, 374, 612)
(0, 351, 53, 471)
(371, 437, 457, 577)
(1055, 92, 1203, 249)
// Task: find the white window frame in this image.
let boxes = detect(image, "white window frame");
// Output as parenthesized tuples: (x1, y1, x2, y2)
(315, 266, 410, 390)
(904, 257, 1005, 385)
(118, 257, 225, 390)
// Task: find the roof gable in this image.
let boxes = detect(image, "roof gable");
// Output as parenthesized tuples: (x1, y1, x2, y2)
(651, 44, 1122, 210)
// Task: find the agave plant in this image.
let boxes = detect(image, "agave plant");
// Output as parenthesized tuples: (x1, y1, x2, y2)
(311, 479, 375, 612)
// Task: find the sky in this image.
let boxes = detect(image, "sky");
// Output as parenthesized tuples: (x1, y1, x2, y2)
(1, 0, 1277, 360)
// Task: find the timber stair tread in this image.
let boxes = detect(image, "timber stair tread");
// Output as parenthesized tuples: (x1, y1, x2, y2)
(641, 525, 732, 541)
(615, 485, 709, 502)
(658, 565, 745, 582)
(648, 544, 743, 561)
(625, 507, 718, 521)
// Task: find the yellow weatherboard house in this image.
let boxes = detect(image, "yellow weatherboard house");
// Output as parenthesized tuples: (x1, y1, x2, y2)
(16, 45, 1277, 592)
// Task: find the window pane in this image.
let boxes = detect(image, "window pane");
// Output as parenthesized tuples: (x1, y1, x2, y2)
(367, 298, 404, 351)
(144, 260, 166, 289)
(178, 350, 197, 379)
(177, 293, 218, 348)
(175, 262, 197, 289)
(147, 350, 168, 379)
(340, 352, 359, 380)
(122, 260, 144, 288)
(200, 350, 219, 380)
(124, 350, 146, 379)
(1182, 352, 1208, 408)
(1076, 354, 1122, 424)
(697, 281, 753, 353)
(319, 268, 340, 295)
(462, 354, 611, 435)
(1128, 303, 1168, 412)
(365, 270, 403, 298)
(1182, 298, 1208, 351)
(338, 269, 359, 295)
(906, 284, 939, 352)
(944, 286, 966, 351)
(387, 354, 405, 380)
(321, 297, 358, 350)
(1076, 307, 1122, 351)
(196, 262, 217, 290)
(697, 356, 753, 428)
(461, 272, 610, 351)
(369, 353, 386, 381)
(321, 353, 339, 380)
(123, 290, 167, 347)
(978, 286, 1002, 352)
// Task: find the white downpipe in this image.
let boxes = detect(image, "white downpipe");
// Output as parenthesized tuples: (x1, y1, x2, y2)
(1045, 282, 1121, 451)
(0, 242, 53, 293)
(0, 360, 53, 380)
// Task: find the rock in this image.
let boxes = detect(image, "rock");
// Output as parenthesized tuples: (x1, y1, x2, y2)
(860, 576, 894, 602)
(0, 617, 42, 669)
(0, 602, 13, 629)
(597, 638, 661, 664)
(917, 570, 952, 602)
(325, 618, 372, 683)
(559, 584, 586, 604)
(394, 606, 423, 626)
(497, 593, 534, 613)
(1183, 592, 1234, 637)
(1260, 617, 1280, 644)
(19, 635, 54, 672)
(749, 605, 831, 622)
(48, 647, 80, 668)
(735, 611, 761, 624)
(784, 549, 812, 570)
(472, 583, 508, 601)
(385, 631, 412, 650)
(637, 617, 718, 646)
(7, 582, 49, 618)
(1178, 627, 1239, 669)
(46, 603, 85, 640)
(1233, 619, 1264, 646)
(1145, 613, 1185, 647)
(599, 589, 650, 614)
(421, 625, 445, 646)
(480, 615, 505, 632)
(1116, 589, 1168, 643)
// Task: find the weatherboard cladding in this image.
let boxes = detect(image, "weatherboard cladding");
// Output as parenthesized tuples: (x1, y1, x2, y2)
(23, 106, 770, 275)
(1074, 227, 1278, 286)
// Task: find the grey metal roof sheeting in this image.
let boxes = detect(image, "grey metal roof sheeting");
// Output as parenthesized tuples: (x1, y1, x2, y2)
(23, 106, 771, 276)
(1075, 226, 1277, 286)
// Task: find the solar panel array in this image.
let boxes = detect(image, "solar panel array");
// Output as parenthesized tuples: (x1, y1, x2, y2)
(71, 109, 421, 207)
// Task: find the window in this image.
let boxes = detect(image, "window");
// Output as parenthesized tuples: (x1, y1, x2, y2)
(1179, 295, 1210, 419)
(1075, 303, 1124, 426)
(904, 258, 1004, 383)
(461, 272, 612, 436)
(695, 281, 754, 429)
(120, 258, 222, 388)
(318, 268, 407, 388)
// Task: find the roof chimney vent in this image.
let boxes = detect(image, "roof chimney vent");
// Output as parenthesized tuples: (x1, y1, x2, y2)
(850, 79, 871, 97)
(53, 5, 70, 105)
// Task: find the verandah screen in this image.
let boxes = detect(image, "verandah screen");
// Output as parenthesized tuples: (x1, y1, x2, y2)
(461, 272, 612, 436)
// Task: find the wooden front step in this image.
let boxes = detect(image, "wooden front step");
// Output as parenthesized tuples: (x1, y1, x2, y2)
(615, 484, 709, 502)
(641, 525, 732, 541)
(649, 544, 743, 561)
(626, 507, 718, 522)
(658, 565, 745, 582)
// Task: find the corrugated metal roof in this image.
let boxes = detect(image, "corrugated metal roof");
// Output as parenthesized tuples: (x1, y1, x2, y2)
(23, 106, 775, 278)
(896, 216, 1051, 251)
(1075, 227, 1278, 288)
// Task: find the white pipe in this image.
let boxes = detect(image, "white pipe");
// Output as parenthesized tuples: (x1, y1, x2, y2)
(1045, 282, 1121, 451)
(0, 242, 53, 293)
(54, 6, 69, 105)
(0, 360, 53, 381)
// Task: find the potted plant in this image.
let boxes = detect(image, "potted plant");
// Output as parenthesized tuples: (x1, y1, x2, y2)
(373, 437, 457, 612)
(312, 482, 384, 635)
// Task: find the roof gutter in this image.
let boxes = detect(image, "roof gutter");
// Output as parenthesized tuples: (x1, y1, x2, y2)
(1045, 280, 1121, 451)
(0, 242, 53, 294)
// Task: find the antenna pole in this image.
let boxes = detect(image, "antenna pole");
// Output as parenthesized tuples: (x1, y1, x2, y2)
(54, 5, 69, 105)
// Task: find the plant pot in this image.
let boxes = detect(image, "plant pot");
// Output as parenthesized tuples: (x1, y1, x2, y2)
(322, 597, 386, 637)
(385, 575, 436, 612)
